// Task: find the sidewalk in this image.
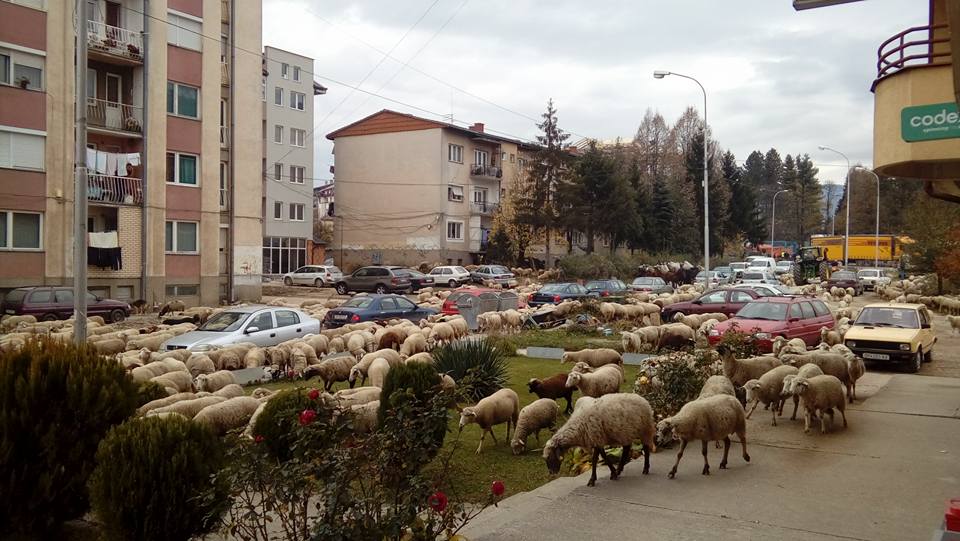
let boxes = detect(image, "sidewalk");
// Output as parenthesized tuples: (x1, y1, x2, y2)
(461, 373, 960, 541)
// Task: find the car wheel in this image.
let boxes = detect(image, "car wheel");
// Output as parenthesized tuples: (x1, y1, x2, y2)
(41, 313, 58, 322)
(315, 278, 324, 288)
(375, 284, 387, 294)
(283, 276, 293, 286)
(447, 279, 457, 288)
(109, 309, 126, 323)
(906, 350, 922, 373)
(335, 283, 348, 295)
(923, 348, 933, 363)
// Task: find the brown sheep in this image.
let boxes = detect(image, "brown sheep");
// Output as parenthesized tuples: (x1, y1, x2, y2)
(528, 373, 575, 414)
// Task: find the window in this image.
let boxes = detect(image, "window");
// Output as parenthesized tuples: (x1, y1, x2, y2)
(165, 284, 199, 296)
(289, 203, 304, 221)
(166, 82, 199, 118)
(54, 289, 73, 303)
(247, 312, 274, 331)
(289, 91, 305, 110)
(789, 304, 803, 319)
(115, 286, 133, 300)
(276, 310, 300, 327)
(509, 153, 515, 163)
(446, 220, 463, 241)
(290, 128, 305, 147)
(262, 236, 306, 274)
(165, 152, 198, 185)
(274, 124, 283, 144)
(799, 302, 816, 319)
(166, 10, 203, 51)
(448, 144, 463, 163)
(0, 53, 8, 85)
(293, 66, 301, 82)
(273, 201, 283, 219)
(274, 162, 282, 180)
(812, 300, 830, 317)
(164, 221, 198, 253)
(1, 47, 44, 90)
(289, 165, 305, 184)
(0, 211, 42, 249)
(701, 291, 726, 304)
(281, 63, 289, 79)
(0, 129, 45, 171)
(274, 86, 283, 106)
(380, 298, 397, 310)
(219, 161, 228, 210)
(730, 291, 753, 303)
(474, 149, 488, 165)
(447, 184, 464, 202)
(29, 289, 52, 302)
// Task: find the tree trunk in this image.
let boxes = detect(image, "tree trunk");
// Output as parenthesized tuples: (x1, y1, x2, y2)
(545, 229, 552, 268)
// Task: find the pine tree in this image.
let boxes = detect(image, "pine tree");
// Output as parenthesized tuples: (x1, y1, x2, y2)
(650, 175, 674, 253)
(723, 150, 766, 246)
(780, 154, 798, 245)
(684, 131, 729, 256)
(793, 154, 823, 244)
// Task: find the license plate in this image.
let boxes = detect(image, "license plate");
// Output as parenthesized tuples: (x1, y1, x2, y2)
(863, 352, 889, 360)
(333, 314, 347, 320)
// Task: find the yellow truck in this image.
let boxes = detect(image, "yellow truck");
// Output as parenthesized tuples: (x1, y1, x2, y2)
(809, 235, 912, 264)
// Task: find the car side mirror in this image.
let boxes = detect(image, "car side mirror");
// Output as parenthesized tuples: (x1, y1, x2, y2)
(244, 326, 259, 334)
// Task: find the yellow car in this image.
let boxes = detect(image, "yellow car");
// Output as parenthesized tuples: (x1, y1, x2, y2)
(844, 303, 936, 373)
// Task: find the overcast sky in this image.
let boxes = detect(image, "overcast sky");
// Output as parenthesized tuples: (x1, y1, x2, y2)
(262, 0, 927, 187)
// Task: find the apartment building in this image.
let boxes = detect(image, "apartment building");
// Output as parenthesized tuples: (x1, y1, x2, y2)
(0, 0, 263, 306)
(313, 181, 334, 220)
(326, 110, 534, 269)
(261, 46, 323, 276)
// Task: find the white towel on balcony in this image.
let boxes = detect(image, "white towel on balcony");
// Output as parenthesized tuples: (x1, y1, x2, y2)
(86, 148, 97, 170)
(127, 153, 140, 166)
(116, 153, 128, 177)
(95, 151, 108, 174)
(89, 231, 119, 249)
(106, 153, 118, 176)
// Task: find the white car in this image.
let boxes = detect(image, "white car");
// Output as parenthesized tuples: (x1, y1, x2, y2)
(161, 306, 321, 350)
(428, 265, 472, 288)
(740, 270, 780, 285)
(745, 256, 778, 273)
(282, 265, 343, 287)
(738, 283, 792, 297)
(774, 261, 793, 275)
(729, 262, 750, 279)
(857, 268, 892, 291)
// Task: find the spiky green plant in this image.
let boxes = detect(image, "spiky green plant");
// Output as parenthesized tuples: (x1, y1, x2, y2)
(431, 339, 508, 403)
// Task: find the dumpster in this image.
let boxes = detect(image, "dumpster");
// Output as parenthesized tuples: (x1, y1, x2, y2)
(456, 295, 481, 331)
(498, 291, 519, 311)
(478, 292, 500, 314)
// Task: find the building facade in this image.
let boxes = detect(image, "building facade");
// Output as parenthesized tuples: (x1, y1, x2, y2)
(261, 46, 322, 276)
(326, 110, 533, 270)
(0, 0, 263, 305)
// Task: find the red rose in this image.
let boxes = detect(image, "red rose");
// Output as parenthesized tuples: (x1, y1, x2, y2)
(299, 409, 317, 426)
(428, 491, 448, 513)
(308, 389, 320, 400)
(491, 480, 505, 496)
(254, 435, 264, 443)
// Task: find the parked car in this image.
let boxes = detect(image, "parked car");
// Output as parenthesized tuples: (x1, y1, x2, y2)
(775, 261, 793, 275)
(441, 287, 498, 315)
(470, 265, 518, 287)
(334, 266, 411, 295)
(428, 265, 472, 288)
(843, 303, 936, 373)
(856, 268, 893, 291)
(729, 262, 750, 279)
(739, 270, 780, 285)
(713, 266, 735, 284)
(282, 265, 343, 287)
(628, 276, 674, 294)
(707, 296, 835, 353)
(826, 270, 864, 296)
(736, 283, 792, 297)
(161, 305, 320, 350)
(528, 283, 594, 307)
(694, 270, 723, 288)
(660, 288, 762, 321)
(323, 294, 438, 328)
(1, 286, 131, 322)
(745, 256, 778, 274)
(585, 279, 628, 299)
(386, 267, 434, 292)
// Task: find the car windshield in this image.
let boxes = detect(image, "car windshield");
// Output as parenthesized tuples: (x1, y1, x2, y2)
(714, 266, 731, 273)
(407, 270, 425, 278)
(343, 297, 374, 308)
(586, 281, 611, 290)
(833, 271, 857, 280)
(743, 273, 764, 280)
(199, 311, 250, 332)
(744, 286, 776, 297)
(855, 307, 920, 329)
(632, 277, 661, 285)
(540, 284, 568, 293)
(731, 263, 748, 270)
(736, 302, 788, 321)
(857, 270, 878, 278)
(490, 266, 510, 274)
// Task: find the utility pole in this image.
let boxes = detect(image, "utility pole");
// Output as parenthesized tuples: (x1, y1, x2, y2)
(73, 0, 89, 343)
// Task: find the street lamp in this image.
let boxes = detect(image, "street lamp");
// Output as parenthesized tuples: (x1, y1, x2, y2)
(853, 166, 881, 270)
(818, 145, 851, 267)
(655, 70, 709, 290)
(771, 189, 788, 257)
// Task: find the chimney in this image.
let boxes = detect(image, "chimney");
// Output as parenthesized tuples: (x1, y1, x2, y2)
(469, 122, 485, 133)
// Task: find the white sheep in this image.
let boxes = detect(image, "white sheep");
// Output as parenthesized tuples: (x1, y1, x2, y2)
(137, 391, 200, 415)
(947, 315, 960, 334)
(771, 336, 807, 357)
(543, 393, 656, 487)
(565, 364, 623, 398)
(458, 388, 520, 454)
(716, 345, 783, 387)
(195, 370, 237, 393)
(656, 395, 750, 479)
(146, 395, 226, 419)
(743, 365, 799, 426)
(150, 370, 195, 394)
(510, 398, 560, 455)
(820, 327, 842, 347)
(333, 386, 382, 409)
(350, 349, 403, 386)
(793, 375, 848, 434)
(193, 396, 264, 436)
(185, 354, 216, 377)
(399, 333, 428, 357)
(306, 355, 358, 391)
(780, 352, 853, 403)
(781, 364, 824, 420)
(366, 357, 391, 389)
(560, 348, 622, 368)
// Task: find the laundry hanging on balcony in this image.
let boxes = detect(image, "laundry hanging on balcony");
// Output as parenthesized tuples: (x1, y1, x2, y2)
(85, 150, 141, 176)
(88, 231, 121, 270)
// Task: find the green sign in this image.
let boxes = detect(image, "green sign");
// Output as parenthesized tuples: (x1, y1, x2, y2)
(901, 102, 960, 142)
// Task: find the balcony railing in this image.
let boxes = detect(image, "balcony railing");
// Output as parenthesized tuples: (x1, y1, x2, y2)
(88, 175, 142, 206)
(220, 61, 230, 85)
(874, 23, 951, 88)
(219, 188, 229, 211)
(219, 126, 229, 148)
(87, 98, 143, 135)
(470, 164, 502, 178)
(87, 20, 143, 62)
(221, 0, 230, 22)
(471, 202, 499, 215)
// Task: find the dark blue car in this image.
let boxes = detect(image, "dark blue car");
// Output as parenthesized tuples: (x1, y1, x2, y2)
(528, 283, 595, 307)
(322, 294, 438, 328)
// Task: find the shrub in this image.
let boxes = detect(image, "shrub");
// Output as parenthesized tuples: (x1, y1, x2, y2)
(430, 339, 508, 403)
(0, 339, 141, 536)
(136, 380, 168, 406)
(717, 323, 760, 358)
(634, 351, 719, 418)
(251, 388, 327, 461)
(88, 416, 228, 541)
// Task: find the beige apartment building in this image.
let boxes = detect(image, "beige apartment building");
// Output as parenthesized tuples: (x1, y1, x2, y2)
(0, 0, 263, 306)
(326, 110, 534, 269)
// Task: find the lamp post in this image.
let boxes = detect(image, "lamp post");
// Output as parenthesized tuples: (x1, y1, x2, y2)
(853, 166, 881, 270)
(771, 189, 788, 257)
(818, 145, 851, 267)
(655, 70, 709, 290)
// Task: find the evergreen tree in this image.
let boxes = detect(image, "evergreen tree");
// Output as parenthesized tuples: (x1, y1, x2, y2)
(793, 154, 823, 244)
(684, 131, 729, 256)
(780, 154, 798, 245)
(742, 150, 766, 191)
(650, 175, 674, 252)
(723, 150, 766, 246)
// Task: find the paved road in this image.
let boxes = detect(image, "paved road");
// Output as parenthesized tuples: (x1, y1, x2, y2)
(461, 373, 960, 541)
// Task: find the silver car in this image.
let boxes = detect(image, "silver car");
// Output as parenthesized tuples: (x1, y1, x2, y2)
(282, 265, 343, 287)
(160, 305, 321, 351)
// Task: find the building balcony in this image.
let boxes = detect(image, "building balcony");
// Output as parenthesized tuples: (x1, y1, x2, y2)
(87, 98, 143, 137)
(221, 61, 230, 86)
(87, 20, 143, 65)
(88, 175, 142, 206)
(471, 202, 499, 216)
(220, 126, 229, 148)
(470, 164, 502, 179)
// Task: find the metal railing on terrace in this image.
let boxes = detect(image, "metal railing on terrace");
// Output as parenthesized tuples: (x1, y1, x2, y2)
(87, 98, 143, 134)
(471, 202, 499, 215)
(873, 23, 952, 89)
(470, 164, 502, 178)
(87, 19, 143, 62)
(88, 175, 142, 206)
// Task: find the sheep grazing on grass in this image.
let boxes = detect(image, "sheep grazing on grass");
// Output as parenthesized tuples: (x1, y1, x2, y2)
(130, 359, 188, 382)
(743, 365, 799, 426)
(544, 393, 656, 487)
(656, 324, 696, 351)
(560, 348, 622, 369)
(346, 333, 366, 359)
(402, 352, 433, 365)
(656, 394, 750, 479)
(511, 398, 560, 455)
(458, 389, 520, 454)
(147, 395, 226, 419)
(565, 364, 623, 398)
(193, 396, 263, 436)
(366, 357, 391, 389)
(195, 370, 237, 393)
(333, 386, 382, 409)
(306, 355, 358, 391)
(399, 333, 428, 357)
(793, 375, 848, 434)
(304, 334, 330, 356)
(350, 349, 403, 386)
(780, 352, 854, 403)
(716, 344, 783, 387)
(243, 347, 267, 368)
(947, 315, 960, 334)
(528, 373, 575, 414)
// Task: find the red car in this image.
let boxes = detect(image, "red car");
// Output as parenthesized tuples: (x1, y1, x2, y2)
(1, 286, 131, 322)
(660, 288, 762, 321)
(441, 287, 499, 315)
(707, 296, 835, 353)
